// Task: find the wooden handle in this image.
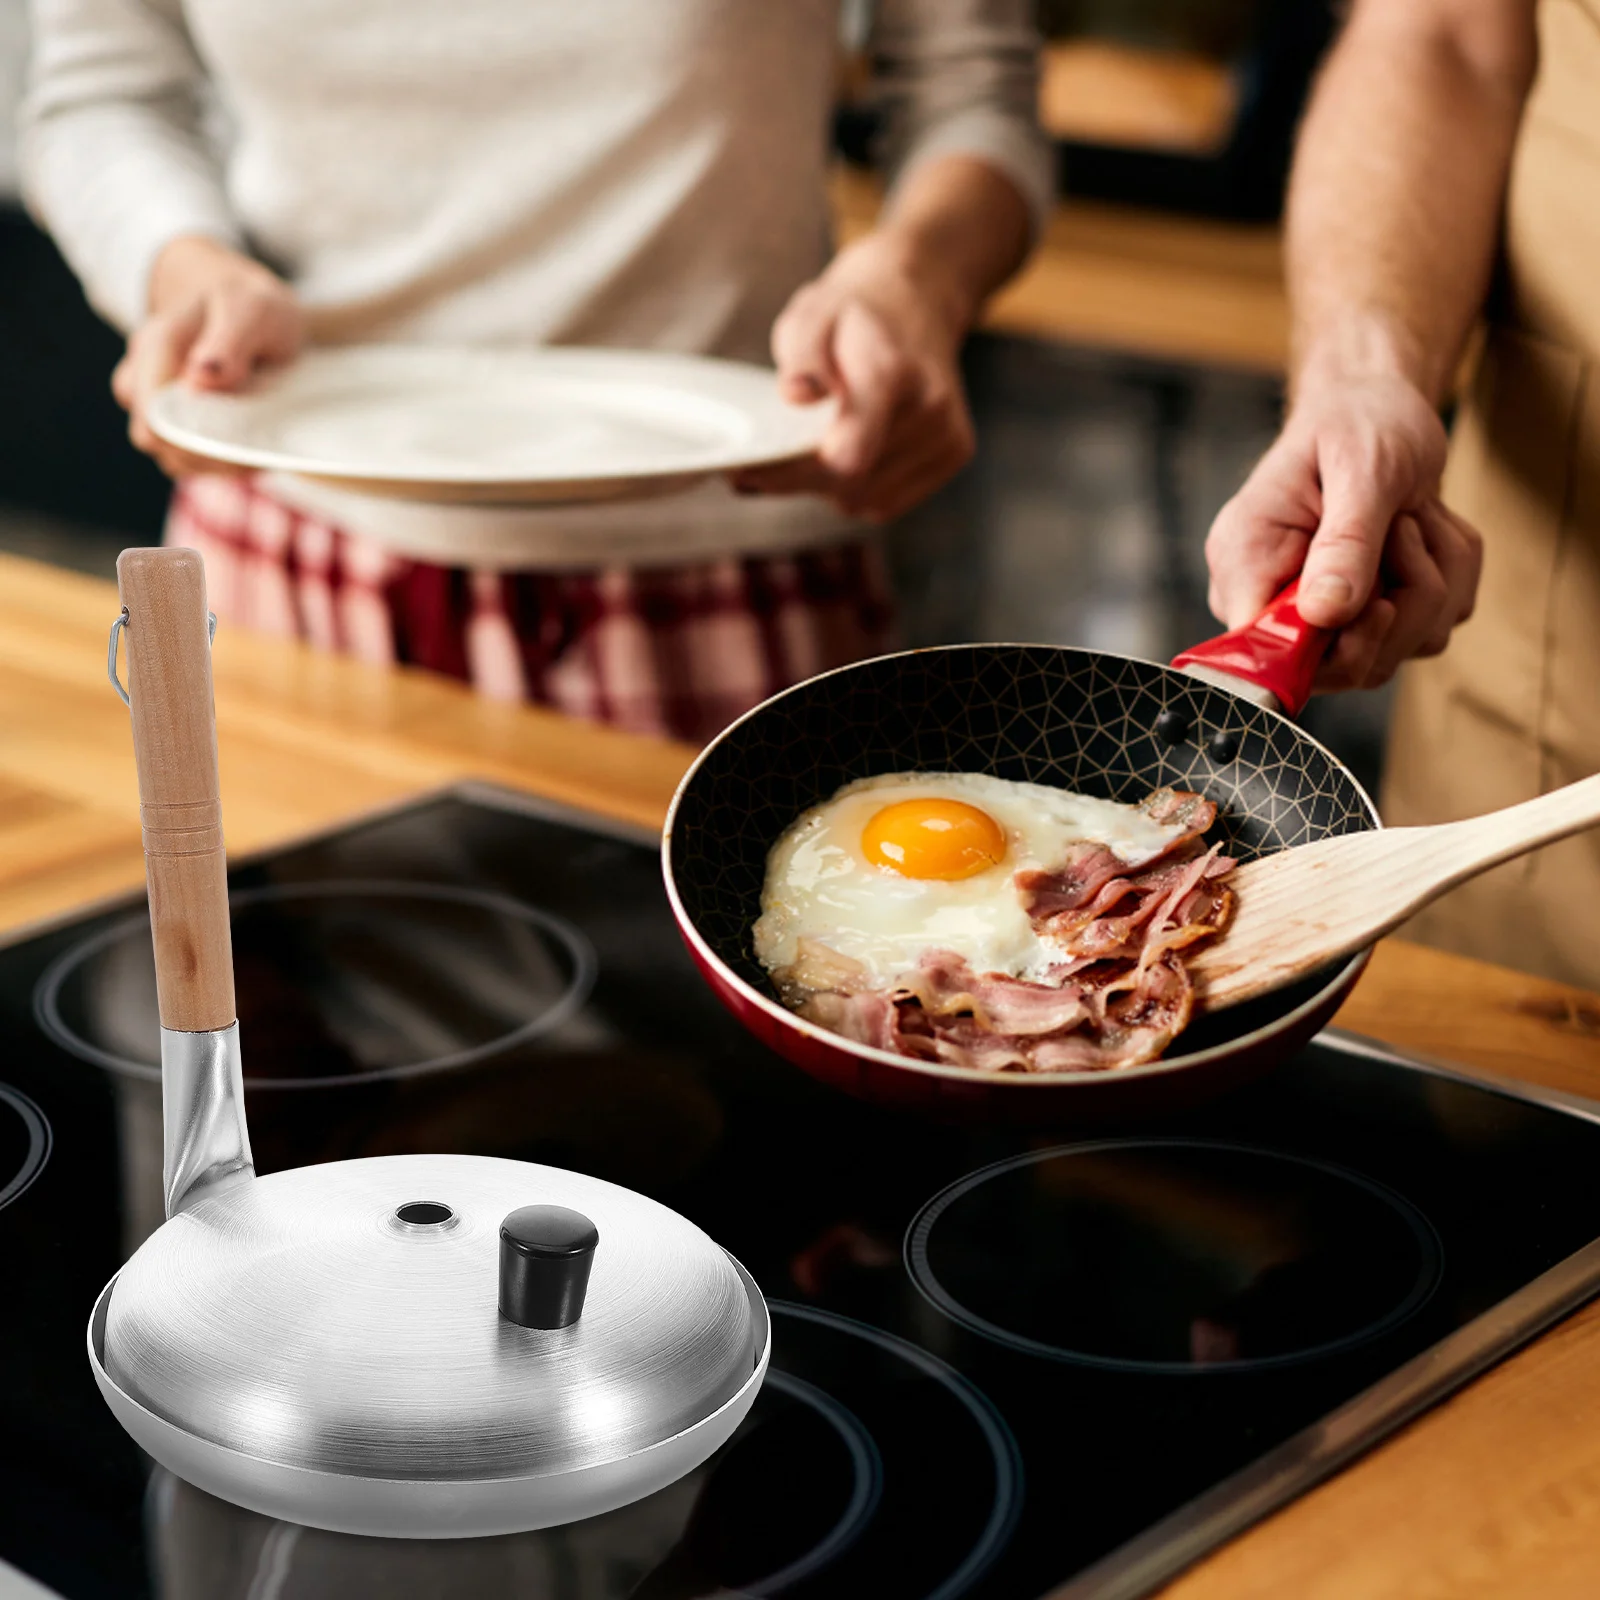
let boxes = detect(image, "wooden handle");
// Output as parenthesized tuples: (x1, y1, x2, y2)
(1439, 772, 1600, 875)
(117, 547, 236, 1032)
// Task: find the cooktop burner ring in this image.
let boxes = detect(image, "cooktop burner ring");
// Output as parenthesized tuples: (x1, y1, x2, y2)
(32, 879, 597, 1089)
(767, 1302, 1023, 1600)
(906, 1139, 1444, 1375)
(0, 1083, 50, 1214)
(745, 1368, 884, 1594)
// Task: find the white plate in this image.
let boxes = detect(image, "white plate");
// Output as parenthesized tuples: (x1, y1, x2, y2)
(147, 346, 831, 505)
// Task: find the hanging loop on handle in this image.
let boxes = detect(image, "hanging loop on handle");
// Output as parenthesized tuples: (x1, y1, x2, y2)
(109, 604, 215, 708)
(108, 609, 129, 707)
(117, 548, 236, 1035)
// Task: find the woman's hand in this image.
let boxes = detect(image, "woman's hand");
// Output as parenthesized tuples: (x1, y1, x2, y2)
(733, 231, 976, 523)
(112, 235, 304, 479)
(1204, 360, 1483, 691)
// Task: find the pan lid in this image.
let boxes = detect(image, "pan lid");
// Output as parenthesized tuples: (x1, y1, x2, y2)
(102, 1152, 762, 1480)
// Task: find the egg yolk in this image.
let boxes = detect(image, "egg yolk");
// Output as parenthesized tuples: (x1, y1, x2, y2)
(861, 799, 1007, 880)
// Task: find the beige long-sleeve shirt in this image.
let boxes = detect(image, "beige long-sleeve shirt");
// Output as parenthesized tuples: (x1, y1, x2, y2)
(20, 0, 1050, 565)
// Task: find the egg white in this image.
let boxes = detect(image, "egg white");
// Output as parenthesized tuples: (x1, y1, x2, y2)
(752, 771, 1185, 993)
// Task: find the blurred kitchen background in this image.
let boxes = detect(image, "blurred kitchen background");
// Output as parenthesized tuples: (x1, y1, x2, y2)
(0, 0, 1390, 793)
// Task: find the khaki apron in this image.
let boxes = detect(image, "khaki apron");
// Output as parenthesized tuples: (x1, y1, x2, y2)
(1382, 0, 1600, 990)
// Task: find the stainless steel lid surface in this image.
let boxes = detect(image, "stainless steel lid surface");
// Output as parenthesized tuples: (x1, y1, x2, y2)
(103, 1152, 761, 1480)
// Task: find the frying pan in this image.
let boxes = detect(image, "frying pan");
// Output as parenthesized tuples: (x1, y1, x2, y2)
(663, 587, 1377, 1122)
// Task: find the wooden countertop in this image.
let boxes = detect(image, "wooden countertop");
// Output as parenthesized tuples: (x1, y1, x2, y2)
(830, 166, 1289, 374)
(8, 551, 1600, 1594)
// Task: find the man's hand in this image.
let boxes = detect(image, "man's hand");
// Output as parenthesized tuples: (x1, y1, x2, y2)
(1205, 364, 1483, 690)
(112, 235, 303, 479)
(733, 232, 975, 522)
(1202, 0, 1535, 695)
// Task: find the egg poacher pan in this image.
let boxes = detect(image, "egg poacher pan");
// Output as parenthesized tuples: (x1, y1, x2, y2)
(89, 548, 769, 1537)
(664, 587, 1377, 1123)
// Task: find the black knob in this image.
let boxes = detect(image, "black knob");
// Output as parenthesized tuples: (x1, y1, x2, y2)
(499, 1205, 600, 1329)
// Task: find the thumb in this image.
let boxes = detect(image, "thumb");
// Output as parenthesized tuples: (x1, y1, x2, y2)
(771, 287, 839, 405)
(1298, 469, 1394, 629)
(819, 301, 902, 478)
(124, 301, 205, 413)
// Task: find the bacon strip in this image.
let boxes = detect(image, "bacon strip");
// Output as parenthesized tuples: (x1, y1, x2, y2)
(1139, 787, 1220, 841)
(1035, 842, 1234, 964)
(794, 924, 1210, 1075)
(893, 950, 1092, 1036)
(1014, 841, 1135, 920)
(772, 937, 875, 1007)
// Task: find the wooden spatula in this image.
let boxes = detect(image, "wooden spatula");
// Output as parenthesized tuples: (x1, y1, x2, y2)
(1188, 774, 1600, 1011)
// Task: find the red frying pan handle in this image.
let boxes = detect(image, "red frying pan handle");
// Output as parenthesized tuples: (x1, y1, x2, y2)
(1170, 580, 1331, 717)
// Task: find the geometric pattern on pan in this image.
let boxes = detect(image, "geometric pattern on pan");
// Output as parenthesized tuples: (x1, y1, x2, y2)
(669, 645, 1377, 1059)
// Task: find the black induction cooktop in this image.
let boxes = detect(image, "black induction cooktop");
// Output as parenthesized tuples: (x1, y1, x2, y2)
(7, 784, 1600, 1600)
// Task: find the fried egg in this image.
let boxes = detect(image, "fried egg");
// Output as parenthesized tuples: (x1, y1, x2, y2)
(752, 771, 1185, 992)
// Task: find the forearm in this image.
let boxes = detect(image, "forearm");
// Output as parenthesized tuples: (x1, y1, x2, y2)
(871, 152, 1032, 340)
(1287, 0, 1536, 406)
(21, 0, 239, 331)
(865, 0, 1050, 339)
(22, 102, 240, 331)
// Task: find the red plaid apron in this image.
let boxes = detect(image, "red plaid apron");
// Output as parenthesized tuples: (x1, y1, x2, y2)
(168, 475, 896, 745)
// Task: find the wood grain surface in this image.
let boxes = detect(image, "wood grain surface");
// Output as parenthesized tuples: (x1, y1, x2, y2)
(1037, 41, 1237, 155)
(1193, 774, 1600, 1011)
(6, 552, 1600, 1595)
(0, 552, 689, 939)
(117, 546, 236, 1031)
